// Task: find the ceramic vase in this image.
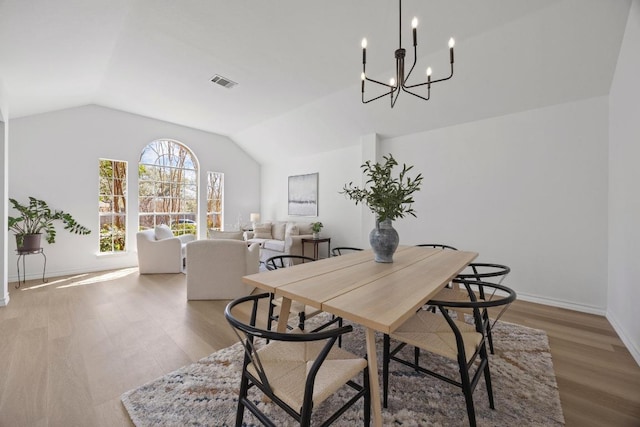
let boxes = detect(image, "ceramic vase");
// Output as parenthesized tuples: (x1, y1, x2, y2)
(369, 219, 399, 263)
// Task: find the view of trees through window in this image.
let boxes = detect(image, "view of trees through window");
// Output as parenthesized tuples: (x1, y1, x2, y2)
(99, 159, 127, 252)
(207, 172, 223, 231)
(138, 140, 198, 236)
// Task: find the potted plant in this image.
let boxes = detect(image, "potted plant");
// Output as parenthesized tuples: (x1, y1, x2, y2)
(341, 154, 423, 262)
(8, 196, 92, 251)
(311, 221, 323, 239)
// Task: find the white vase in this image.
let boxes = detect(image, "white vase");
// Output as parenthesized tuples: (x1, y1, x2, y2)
(312, 232, 320, 239)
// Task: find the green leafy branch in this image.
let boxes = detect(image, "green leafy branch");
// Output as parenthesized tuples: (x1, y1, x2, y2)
(341, 154, 423, 223)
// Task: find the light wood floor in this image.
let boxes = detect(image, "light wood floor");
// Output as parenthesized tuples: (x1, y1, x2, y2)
(0, 269, 638, 426)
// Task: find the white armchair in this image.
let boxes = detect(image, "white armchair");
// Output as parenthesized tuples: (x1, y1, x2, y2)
(136, 227, 196, 274)
(186, 239, 260, 300)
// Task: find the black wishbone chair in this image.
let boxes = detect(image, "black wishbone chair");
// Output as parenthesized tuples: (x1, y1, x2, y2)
(436, 262, 511, 354)
(415, 243, 459, 251)
(225, 293, 371, 427)
(265, 254, 315, 270)
(382, 279, 516, 427)
(331, 247, 364, 256)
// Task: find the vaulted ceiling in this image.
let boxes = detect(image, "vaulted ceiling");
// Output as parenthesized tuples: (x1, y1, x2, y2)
(0, 0, 631, 163)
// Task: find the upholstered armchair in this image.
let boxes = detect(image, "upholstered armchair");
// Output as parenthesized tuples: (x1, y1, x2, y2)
(136, 225, 196, 274)
(186, 239, 260, 300)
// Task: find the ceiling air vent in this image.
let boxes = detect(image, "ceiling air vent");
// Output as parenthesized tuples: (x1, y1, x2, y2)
(210, 74, 237, 89)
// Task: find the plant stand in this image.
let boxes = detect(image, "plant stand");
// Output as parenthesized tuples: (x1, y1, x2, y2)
(15, 248, 47, 289)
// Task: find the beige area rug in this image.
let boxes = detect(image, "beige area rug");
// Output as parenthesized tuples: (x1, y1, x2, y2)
(121, 318, 564, 426)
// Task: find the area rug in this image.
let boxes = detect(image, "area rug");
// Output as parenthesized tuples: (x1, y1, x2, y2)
(121, 319, 564, 426)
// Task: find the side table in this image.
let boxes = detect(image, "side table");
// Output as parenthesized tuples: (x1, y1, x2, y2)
(15, 248, 47, 289)
(301, 237, 331, 260)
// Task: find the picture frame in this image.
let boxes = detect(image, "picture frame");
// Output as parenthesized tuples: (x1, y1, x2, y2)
(288, 173, 318, 216)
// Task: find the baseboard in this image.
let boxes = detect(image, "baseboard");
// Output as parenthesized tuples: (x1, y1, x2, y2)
(606, 311, 640, 367)
(516, 292, 606, 316)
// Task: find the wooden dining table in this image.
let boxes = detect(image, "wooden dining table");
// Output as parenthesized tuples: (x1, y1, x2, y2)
(242, 245, 478, 426)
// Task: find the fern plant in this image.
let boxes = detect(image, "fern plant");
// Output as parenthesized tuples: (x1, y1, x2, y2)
(8, 196, 92, 246)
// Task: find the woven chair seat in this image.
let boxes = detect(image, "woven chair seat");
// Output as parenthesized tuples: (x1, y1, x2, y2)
(434, 287, 475, 314)
(390, 310, 482, 362)
(271, 296, 322, 318)
(247, 337, 368, 410)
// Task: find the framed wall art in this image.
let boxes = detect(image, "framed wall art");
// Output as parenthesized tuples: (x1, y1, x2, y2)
(288, 173, 318, 216)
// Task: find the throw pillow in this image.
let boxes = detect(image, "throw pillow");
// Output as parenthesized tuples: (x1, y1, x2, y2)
(285, 222, 299, 237)
(297, 223, 313, 235)
(272, 222, 286, 241)
(253, 223, 273, 239)
(154, 224, 174, 240)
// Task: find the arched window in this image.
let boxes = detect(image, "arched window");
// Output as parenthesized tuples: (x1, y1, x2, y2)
(138, 139, 198, 235)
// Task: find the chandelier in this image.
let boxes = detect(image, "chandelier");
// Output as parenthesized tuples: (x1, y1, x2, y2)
(360, 0, 455, 107)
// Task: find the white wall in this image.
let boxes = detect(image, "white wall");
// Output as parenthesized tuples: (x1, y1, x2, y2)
(608, 0, 640, 364)
(383, 96, 609, 313)
(262, 96, 610, 314)
(7, 105, 260, 281)
(261, 144, 365, 251)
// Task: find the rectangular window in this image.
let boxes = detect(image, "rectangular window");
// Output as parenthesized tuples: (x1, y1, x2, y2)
(207, 172, 223, 232)
(99, 159, 127, 253)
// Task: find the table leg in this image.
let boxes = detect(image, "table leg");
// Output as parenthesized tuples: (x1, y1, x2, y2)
(365, 327, 383, 427)
(276, 297, 292, 333)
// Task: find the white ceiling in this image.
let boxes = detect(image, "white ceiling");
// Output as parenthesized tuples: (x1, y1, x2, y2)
(0, 0, 631, 163)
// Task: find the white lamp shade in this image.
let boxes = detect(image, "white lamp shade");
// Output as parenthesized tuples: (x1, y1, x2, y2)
(250, 213, 260, 223)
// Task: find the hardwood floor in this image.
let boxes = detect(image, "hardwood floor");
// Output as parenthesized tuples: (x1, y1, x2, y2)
(1, 268, 638, 426)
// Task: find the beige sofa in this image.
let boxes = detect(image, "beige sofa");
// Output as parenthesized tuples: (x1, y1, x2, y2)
(207, 229, 245, 240)
(244, 221, 315, 264)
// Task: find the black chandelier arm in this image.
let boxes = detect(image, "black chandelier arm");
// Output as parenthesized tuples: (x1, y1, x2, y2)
(364, 76, 394, 89)
(404, 63, 454, 89)
(402, 44, 420, 86)
(391, 86, 402, 108)
(401, 85, 431, 102)
(362, 89, 394, 104)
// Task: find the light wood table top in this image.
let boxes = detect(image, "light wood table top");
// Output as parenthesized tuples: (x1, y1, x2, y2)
(243, 245, 478, 426)
(244, 245, 477, 331)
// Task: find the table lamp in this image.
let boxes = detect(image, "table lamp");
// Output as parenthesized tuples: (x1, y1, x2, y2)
(250, 213, 260, 230)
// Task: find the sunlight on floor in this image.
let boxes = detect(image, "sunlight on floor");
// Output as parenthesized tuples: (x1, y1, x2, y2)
(20, 267, 139, 291)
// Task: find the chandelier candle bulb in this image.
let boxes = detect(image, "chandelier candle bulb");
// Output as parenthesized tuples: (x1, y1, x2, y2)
(449, 38, 455, 63)
(362, 38, 367, 64)
(412, 17, 418, 46)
